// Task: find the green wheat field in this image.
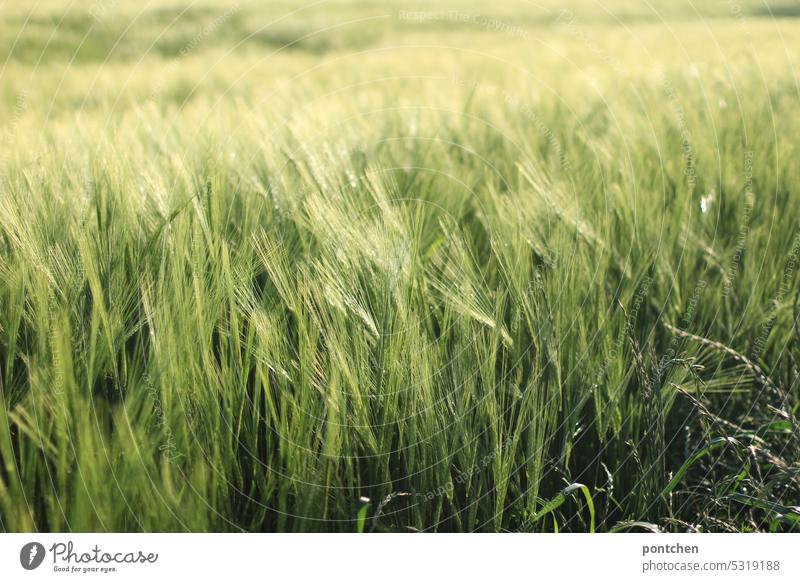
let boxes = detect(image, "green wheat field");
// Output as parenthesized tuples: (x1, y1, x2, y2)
(1, 0, 799, 532)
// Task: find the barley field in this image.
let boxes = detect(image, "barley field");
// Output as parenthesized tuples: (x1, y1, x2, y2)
(0, 0, 799, 532)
